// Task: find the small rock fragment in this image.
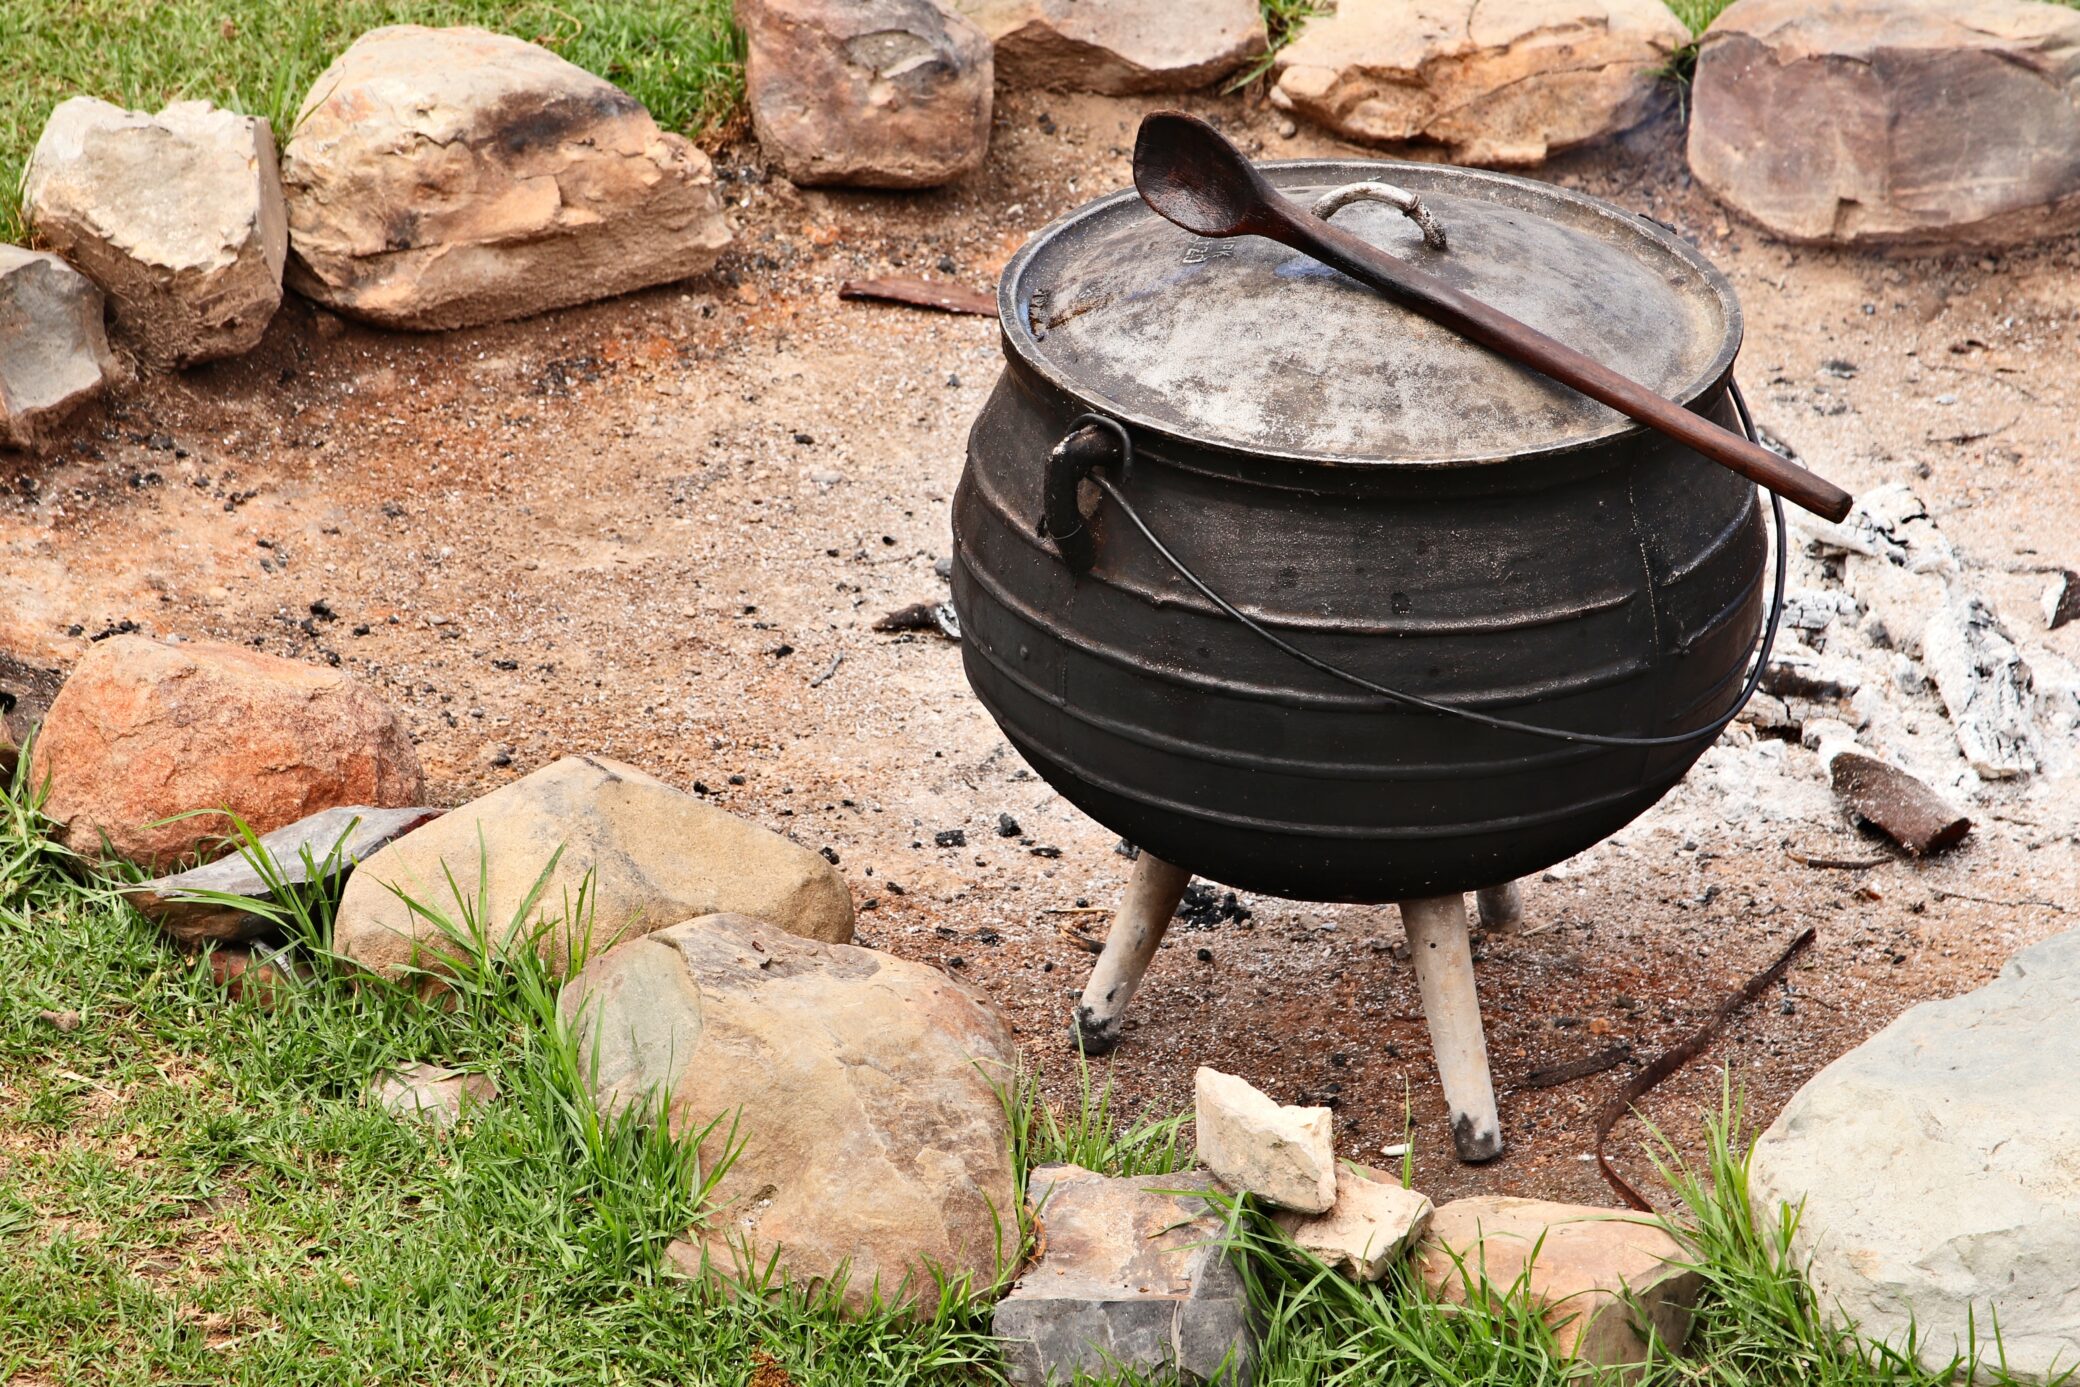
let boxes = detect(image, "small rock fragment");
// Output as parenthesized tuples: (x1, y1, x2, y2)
(369, 1062, 498, 1129)
(738, 0, 993, 189)
(24, 97, 287, 367)
(0, 245, 115, 451)
(1194, 1066, 1336, 1213)
(1274, 1164, 1432, 1281)
(993, 1164, 1256, 1386)
(1416, 1196, 1700, 1366)
(37, 1009, 81, 1033)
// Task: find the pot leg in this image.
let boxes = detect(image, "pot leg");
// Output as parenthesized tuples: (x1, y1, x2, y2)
(1070, 852, 1192, 1056)
(1398, 894, 1505, 1164)
(1474, 881, 1526, 934)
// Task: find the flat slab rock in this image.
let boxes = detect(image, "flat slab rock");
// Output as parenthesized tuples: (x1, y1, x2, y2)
(1273, 1164, 1433, 1282)
(1689, 0, 2080, 247)
(1271, 0, 1687, 166)
(24, 97, 287, 367)
(954, 0, 1266, 94)
(738, 0, 993, 189)
(1415, 1197, 1701, 1366)
(1751, 928, 2080, 1383)
(0, 245, 115, 452)
(994, 1164, 1256, 1386)
(282, 25, 732, 329)
(563, 912, 1016, 1315)
(333, 754, 853, 981)
(128, 805, 440, 945)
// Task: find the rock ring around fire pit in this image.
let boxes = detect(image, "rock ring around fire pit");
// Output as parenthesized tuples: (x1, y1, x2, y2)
(953, 154, 1808, 1162)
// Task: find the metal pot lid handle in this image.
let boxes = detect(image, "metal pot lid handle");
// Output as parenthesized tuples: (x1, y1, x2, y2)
(1311, 181, 1449, 253)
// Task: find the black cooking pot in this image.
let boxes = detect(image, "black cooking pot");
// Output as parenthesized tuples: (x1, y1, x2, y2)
(951, 160, 1765, 903)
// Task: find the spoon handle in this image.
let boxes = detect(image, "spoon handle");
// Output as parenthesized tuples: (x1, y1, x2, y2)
(1267, 204, 1854, 523)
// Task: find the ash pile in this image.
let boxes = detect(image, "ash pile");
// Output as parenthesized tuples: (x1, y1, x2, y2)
(1631, 482, 2078, 859)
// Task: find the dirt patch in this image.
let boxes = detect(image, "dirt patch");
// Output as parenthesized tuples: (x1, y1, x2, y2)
(3, 89, 2076, 1206)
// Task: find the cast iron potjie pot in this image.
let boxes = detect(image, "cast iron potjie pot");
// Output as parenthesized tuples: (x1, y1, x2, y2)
(951, 160, 1765, 904)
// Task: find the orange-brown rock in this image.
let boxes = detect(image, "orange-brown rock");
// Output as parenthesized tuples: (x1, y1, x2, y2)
(29, 636, 423, 869)
(1415, 1196, 1701, 1365)
(738, 0, 993, 189)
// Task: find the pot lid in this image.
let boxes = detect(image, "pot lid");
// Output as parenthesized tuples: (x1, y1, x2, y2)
(1001, 159, 1741, 466)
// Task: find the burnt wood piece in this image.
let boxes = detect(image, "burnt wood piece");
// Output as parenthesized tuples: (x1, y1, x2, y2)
(839, 276, 995, 316)
(1129, 111, 1853, 523)
(1829, 751, 1971, 856)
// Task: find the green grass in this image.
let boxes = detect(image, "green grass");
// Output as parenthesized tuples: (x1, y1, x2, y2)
(0, 753, 2054, 1385)
(1, 0, 743, 244)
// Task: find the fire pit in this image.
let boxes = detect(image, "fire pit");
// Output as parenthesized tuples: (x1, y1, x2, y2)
(952, 152, 1791, 1162)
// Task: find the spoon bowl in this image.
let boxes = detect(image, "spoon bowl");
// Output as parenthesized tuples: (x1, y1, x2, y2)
(1132, 111, 1287, 239)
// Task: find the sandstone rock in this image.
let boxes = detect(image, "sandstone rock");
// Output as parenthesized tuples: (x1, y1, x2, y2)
(281, 26, 732, 329)
(369, 1061, 498, 1128)
(562, 912, 1015, 1313)
(1751, 929, 2080, 1383)
(23, 98, 286, 367)
(335, 755, 852, 982)
(954, 0, 1267, 94)
(1274, 1165, 1432, 1282)
(129, 805, 441, 945)
(29, 636, 424, 870)
(1194, 1067, 1335, 1213)
(1416, 1197, 1700, 1365)
(738, 0, 992, 188)
(994, 1164, 1256, 1386)
(1270, 0, 1688, 166)
(0, 245, 115, 451)
(1689, 0, 2080, 247)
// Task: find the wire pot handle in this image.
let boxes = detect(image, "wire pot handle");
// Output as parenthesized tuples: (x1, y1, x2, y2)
(1039, 383, 1786, 752)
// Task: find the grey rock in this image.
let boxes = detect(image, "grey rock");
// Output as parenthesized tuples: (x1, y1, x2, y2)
(282, 26, 731, 330)
(2042, 570, 2079, 631)
(24, 98, 287, 367)
(128, 805, 441, 945)
(0, 245, 115, 451)
(738, 0, 993, 189)
(1751, 929, 2080, 1382)
(1689, 0, 2080, 248)
(995, 1164, 1256, 1385)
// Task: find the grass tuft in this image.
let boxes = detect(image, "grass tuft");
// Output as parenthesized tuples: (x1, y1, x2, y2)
(2, 0, 743, 244)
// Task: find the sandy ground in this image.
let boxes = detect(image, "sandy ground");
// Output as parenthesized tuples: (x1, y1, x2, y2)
(5, 89, 2077, 1208)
